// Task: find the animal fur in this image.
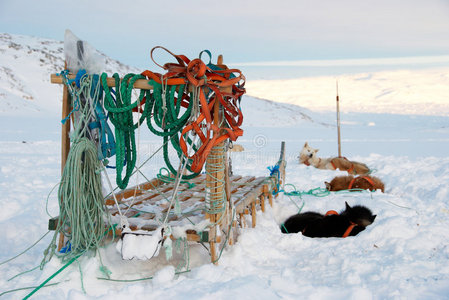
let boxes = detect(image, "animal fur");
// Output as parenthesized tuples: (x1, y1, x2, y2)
(281, 202, 376, 238)
(229, 144, 245, 152)
(298, 142, 370, 175)
(325, 175, 385, 192)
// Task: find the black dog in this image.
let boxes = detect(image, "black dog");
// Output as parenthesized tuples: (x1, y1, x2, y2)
(280, 202, 376, 238)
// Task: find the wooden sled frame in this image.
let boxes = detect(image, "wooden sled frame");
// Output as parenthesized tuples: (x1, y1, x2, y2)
(50, 55, 286, 264)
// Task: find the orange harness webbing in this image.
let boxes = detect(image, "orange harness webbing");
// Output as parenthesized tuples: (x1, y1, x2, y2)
(140, 46, 245, 173)
(324, 210, 356, 238)
(330, 159, 337, 170)
(348, 176, 375, 191)
(331, 157, 354, 174)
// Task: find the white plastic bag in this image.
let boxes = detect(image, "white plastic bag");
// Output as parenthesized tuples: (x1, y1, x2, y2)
(64, 29, 105, 74)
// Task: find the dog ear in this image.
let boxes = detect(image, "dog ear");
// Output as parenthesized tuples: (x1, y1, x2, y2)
(304, 142, 308, 147)
(345, 201, 351, 210)
(314, 148, 319, 153)
(324, 181, 331, 191)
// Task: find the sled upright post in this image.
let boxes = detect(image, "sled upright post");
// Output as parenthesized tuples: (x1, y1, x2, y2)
(61, 62, 71, 174)
(206, 54, 226, 264)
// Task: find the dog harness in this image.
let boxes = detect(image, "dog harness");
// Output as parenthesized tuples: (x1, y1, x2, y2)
(323, 210, 357, 238)
(330, 157, 355, 174)
(347, 176, 375, 191)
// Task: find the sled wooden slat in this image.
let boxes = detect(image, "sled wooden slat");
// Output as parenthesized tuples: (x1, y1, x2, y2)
(51, 73, 154, 90)
(103, 141, 286, 248)
(104, 173, 276, 240)
(51, 73, 232, 93)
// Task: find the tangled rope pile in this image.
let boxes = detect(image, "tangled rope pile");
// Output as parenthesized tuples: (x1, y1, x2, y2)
(42, 71, 110, 266)
(42, 137, 106, 265)
(101, 73, 148, 189)
(101, 46, 245, 186)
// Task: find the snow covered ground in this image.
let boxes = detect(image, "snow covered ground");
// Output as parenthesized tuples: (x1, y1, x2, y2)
(1, 33, 449, 299)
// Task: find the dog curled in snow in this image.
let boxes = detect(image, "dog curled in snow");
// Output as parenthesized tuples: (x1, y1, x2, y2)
(280, 202, 376, 238)
(325, 175, 385, 192)
(298, 142, 370, 175)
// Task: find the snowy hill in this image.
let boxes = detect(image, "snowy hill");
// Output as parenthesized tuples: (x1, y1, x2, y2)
(0, 33, 139, 115)
(245, 67, 449, 116)
(0, 33, 323, 128)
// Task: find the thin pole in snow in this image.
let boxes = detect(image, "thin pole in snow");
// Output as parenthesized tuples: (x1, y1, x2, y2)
(336, 80, 342, 157)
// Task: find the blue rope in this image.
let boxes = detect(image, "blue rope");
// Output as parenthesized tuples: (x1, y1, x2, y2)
(267, 165, 281, 195)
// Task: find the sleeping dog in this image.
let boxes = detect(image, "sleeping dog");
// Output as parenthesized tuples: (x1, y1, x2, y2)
(281, 202, 376, 238)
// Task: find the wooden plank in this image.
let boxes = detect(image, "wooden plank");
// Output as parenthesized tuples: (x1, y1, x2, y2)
(114, 227, 206, 243)
(104, 178, 163, 205)
(51, 73, 232, 93)
(234, 184, 265, 214)
(51, 73, 154, 90)
(232, 177, 267, 204)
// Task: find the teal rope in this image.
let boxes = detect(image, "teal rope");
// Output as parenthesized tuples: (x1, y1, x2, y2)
(102, 72, 148, 189)
(7, 266, 39, 282)
(23, 254, 81, 300)
(0, 282, 61, 298)
(0, 231, 50, 266)
(41, 137, 106, 268)
(96, 270, 191, 283)
(156, 167, 196, 188)
(281, 223, 290, 234)
(146, 80, 199, 180)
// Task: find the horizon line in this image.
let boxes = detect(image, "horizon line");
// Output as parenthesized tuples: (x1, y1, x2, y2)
(233, 55, 449, 67)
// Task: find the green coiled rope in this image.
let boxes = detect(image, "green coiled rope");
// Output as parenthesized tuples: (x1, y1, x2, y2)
(146, 80, 199, 180)
(41, 137, 106, 267)
(102, 72, 149, 189)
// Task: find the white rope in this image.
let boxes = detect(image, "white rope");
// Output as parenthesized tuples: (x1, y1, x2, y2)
(162, 134, 198, 226)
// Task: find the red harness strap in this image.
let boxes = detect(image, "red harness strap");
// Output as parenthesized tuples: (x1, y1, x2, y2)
(325, 210, 339, 216)
(330, 159, 337, 170)
(348, 176, 375, 191)
(141, 47, 245, 173)
(347, 164, 355, 174)
(331, 157, 355, 174)
(324, 210, 356, 238)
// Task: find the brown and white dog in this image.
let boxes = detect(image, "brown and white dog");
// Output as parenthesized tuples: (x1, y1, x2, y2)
(298, 142, 370, 175)
(325, 175, 385, 192)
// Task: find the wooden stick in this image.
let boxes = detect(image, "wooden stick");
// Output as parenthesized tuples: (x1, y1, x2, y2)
(51, 73, 232, 93)
(239, 213, 246, 228)
(260, 194, 265, 212)
(336, 80, 342, 157)
(60, 65, 71, 174)
(264, 185, 273, 207)
(51, 73, 154, 90)
(251, 202, 256, 228)
(205, 55, 228, 264)
(58, 62, 70, 252)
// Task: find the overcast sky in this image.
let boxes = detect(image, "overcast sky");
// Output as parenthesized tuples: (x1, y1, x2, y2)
(1, 0, 449, 69)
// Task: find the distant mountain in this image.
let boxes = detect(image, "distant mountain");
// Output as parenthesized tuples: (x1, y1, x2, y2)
(0, 32, 327, 128)
(0, 33, 139, 115)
